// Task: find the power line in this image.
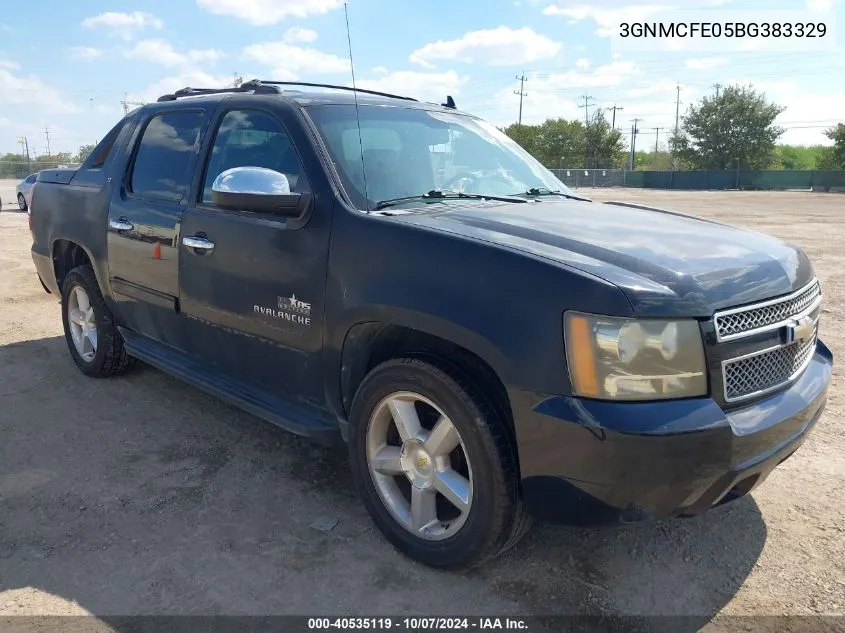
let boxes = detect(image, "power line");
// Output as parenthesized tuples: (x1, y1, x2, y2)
(514, 72, 528, 126)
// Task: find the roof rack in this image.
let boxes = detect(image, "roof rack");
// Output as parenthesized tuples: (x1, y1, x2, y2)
(257, 80, 418, 102)
(156, 78, 421, 104)
(157, 79, 281, 102)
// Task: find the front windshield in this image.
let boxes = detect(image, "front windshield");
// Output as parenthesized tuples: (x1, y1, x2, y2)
(305, 104, 572, 210)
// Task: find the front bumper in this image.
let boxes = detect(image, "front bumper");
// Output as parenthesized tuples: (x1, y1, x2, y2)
(513, 339, 833, 525)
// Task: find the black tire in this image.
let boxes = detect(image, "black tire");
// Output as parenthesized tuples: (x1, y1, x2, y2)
(61, 265, 132, 377)
(18, 193, 27, 211)
(348, 357, 531, 569)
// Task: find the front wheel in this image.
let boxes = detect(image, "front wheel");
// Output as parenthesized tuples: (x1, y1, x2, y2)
(61, 265, 132, 377)
(348, 357, 530, 569)
(18, 193, 27, 211)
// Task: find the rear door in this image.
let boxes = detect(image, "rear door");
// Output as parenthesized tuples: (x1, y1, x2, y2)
(178, 103, 333, 408)
(107, 107, 211, 348)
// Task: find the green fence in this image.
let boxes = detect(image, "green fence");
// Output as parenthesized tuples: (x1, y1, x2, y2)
(549, 169, 845, 191)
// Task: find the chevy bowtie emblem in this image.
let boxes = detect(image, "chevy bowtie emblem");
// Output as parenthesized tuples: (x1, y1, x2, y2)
(785, 315, 815, 344)
(416, 456, 429, 468)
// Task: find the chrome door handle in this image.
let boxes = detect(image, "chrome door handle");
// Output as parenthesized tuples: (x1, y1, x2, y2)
(109, 219, 134, 231)
(183, 236, 215, 251)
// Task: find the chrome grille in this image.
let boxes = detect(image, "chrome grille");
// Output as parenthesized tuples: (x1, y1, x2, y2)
(714, 280, 821, 341)
(723, 333, 817, 402)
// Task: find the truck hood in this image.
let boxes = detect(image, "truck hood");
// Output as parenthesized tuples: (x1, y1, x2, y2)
(388, 199, 815, 317)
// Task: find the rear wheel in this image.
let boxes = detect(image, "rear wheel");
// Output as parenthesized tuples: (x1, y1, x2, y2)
(18, 193, 27, 211)
(61, 265, 132, 377)
(348, 357, 530, 569)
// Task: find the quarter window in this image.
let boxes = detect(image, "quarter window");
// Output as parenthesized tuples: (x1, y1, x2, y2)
(202, 110, 309, 204)
(129, 111, 204, 202)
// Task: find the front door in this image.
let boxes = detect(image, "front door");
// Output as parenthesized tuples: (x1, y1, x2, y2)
(178, 105, 332, 408)
(107, 108, 210, 349)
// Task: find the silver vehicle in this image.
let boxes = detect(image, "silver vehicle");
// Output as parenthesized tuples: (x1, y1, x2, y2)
(16, 173, 37, 210)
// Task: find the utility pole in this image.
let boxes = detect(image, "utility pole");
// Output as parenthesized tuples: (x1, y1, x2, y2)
(578, 92, 596, 126)
(630, 118, 642, 170)
(514, 72, 527, 126)
(44, 127, 51, 156)
(713, 83, 722, 98)
(674, 84, 683, 136)
(609, 104, 624, 130)
(654, 127, 665, 153)
(18, 136, 31, 170)
(121, 92, 145, 116)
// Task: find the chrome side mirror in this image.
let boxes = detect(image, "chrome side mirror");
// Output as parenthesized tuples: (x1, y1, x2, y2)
(211, 166, 306, 215)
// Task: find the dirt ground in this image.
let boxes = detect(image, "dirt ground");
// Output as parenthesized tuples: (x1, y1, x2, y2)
(0, 187, 843, 629)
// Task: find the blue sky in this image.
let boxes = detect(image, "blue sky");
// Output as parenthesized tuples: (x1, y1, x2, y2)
(0, 0, 842, 157)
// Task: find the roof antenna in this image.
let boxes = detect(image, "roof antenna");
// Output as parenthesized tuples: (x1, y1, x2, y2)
(344, 2, 370, 212)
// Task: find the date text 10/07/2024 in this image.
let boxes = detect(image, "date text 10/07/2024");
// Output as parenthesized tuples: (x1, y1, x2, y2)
(307, 618, 530, 630)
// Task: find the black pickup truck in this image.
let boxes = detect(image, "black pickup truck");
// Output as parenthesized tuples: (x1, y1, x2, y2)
(30, 80, 832, 569)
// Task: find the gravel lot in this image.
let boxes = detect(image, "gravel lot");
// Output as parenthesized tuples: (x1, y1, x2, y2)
(0, 185, 843, 629)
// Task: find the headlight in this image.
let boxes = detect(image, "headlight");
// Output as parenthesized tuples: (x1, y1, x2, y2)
(564, 312, 707, 401)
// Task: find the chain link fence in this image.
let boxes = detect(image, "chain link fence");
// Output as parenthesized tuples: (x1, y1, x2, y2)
(0, 161, 81, 180)
(550, 168, 845, 191)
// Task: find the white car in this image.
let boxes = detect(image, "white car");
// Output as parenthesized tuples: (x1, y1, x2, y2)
(16, 173, 37, 210)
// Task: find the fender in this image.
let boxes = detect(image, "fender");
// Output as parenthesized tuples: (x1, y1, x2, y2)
(322, 305, 511, 440)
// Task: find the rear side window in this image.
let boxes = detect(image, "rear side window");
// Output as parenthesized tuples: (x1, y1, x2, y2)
(25, 174, 37, 184)
(129, 111, 204, 202)
(84, 120, 125, 169)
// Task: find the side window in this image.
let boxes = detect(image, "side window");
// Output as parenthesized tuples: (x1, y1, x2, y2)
(202, 109, 309, 204)
(26, 174, 37, 184)
(84, 119, 126, 169)
(129, 111, 204, 202)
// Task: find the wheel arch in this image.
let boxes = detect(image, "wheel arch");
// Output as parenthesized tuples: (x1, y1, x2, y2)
(338, 319, 515, 442)
(52, 239, 97, 291)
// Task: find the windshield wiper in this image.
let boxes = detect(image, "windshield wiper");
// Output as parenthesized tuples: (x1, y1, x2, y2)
(374, 189, 526, 211)
(511, 187, 592, 202)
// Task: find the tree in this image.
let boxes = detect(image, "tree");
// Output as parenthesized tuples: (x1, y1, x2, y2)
(34, 152, 73, 164)
(771, 145, 830, 170)
(583, 111, 627, 169)
(817, 123, 845, 170)
(75, 143, 97, 164)
(670, 84, 785, 170)
(635, 150, 673, 170)
(504, 114, 627, 169)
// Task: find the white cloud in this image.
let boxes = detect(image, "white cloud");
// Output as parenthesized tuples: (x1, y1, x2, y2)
(806, 0, 835, 10)
(81, 11, 164, 40)
(68, 47, 103, 61)
(372, 66, 389, 75)
(358, 70, 466, 103)
(576, 58, 590, 69)
(543, 4, 669, 37)
(410, 27, 561, 68)
(685, 56, 730, 70)
(124, 39, 224, 69)
(0, 65, 76, 114)
(140, 71, 234, 104)
(243, 41, 348, 78)
(196, 0, 343, 25)
(0, 59, 20, 70)
(283, 26, 318, 43)
(0, 116, 8, 126)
